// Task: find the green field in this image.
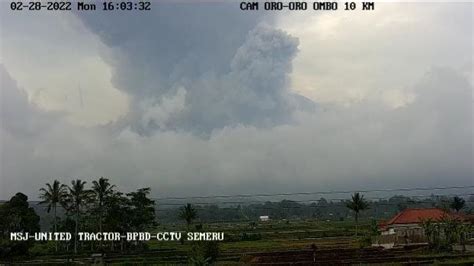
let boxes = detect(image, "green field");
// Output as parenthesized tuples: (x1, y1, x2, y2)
(5, 219, 473, 265)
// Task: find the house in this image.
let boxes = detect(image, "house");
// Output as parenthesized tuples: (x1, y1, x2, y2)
(259, 215, 270, 222)
(375, 208, 465, 248)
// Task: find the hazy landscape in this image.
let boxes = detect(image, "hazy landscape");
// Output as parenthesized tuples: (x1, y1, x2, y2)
(1, 0, 473, 264)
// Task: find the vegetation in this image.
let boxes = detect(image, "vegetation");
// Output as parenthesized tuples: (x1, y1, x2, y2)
(179, 203, 198, 228)
(421, 216, 472, 252)
(188, 241, 219, 265)
(345, 192, 369, 236)
(91, 177, 116, 234)
(1, 180, 473, 264)
(39, 180, 68, 252)
(128, 188, 156, 231)
(0, 193, 40, 257)
(450, 196, 466, 213)
(65, 179, 90, 254)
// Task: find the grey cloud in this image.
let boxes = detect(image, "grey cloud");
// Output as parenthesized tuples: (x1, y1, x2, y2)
(76, 3, 307, 135)
(1, 65, 471, 200)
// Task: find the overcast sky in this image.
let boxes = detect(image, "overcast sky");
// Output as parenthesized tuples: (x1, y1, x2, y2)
(0, 2, 472, 200)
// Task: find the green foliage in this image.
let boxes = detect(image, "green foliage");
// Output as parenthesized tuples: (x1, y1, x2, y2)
(91, 177, 116, 232)
(450, 196, 465, 212)
(188, 241, 220, 265)
(127, 187, 156, 231)
(2, 180, 160, 257)
(358, 235, 372, 248)
(240, 232, 262, 241)
(369, 219, 380, 236)
(64, 179, 90, 254)
(0, 193, 40, 258)
(39, 180, 68, 214)
(346, 193, 369, 236)
(103, 191, 132, 232)
(422, 216, 470, 251)
(189, 255, 211, 266)
(39, 180, 67, 252)
(179, 203, 198, 227)
(346, 193, 370, 219)
(29, 241, 55, 256)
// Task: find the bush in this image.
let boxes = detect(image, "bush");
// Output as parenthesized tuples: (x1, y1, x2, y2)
(358, 235, 373, 248)
(240, 232, 262, 241)
(188, 241, 220, 265)
(29, 242, 55, 256)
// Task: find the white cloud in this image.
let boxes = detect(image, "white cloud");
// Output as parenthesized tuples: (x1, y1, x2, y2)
(277, 3, 472, 105)
(0, 9, 128, 126)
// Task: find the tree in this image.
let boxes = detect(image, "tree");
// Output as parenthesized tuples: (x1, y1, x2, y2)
(450, 196, 465, 213)
(126, 188, 155, 251)
(102, 192, 131, 252)
(179, 203, 197, 228)
(91, 177, 115, 233)
(39, 180, 68, 252)
(346, 192, 369, 236)
(65, 179, 90, 254)
(0, 193, 40, 257)
(127, 188, 156, 231)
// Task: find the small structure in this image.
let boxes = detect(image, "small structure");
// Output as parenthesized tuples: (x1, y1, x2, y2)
(259, 215, 270, 222)
(375, 208, 465, 248)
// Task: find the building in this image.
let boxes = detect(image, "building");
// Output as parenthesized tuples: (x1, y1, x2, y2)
(375, 208, 465, 248)
(259, 215, 270, 222)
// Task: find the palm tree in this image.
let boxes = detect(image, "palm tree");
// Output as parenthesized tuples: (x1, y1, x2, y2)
(66, 179, 90, 254)
(179, 203, 197, 228)
(91, 177, 115, 233)
(39, 180, 67, 251)
(346, 192, 369, 236)
(450, 196, 465, 213)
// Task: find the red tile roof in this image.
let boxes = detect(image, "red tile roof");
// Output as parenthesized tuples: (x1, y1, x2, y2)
(385, 208, 463, 226)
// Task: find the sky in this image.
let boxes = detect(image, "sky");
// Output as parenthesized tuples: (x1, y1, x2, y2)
(0, 1, 472, 200)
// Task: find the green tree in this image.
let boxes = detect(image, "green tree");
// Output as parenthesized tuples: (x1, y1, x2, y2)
(450, 196, 465, 213)
(103, 192, 131, 252)
(179, 203, 198, 228)
(346, 192, 369, 236)
(0, 193, 40, 257)
(39, 180, 67, 252)
(91, 177, 115, 233)
(65, 179, 90, 254)
(127, 188, 156, 231)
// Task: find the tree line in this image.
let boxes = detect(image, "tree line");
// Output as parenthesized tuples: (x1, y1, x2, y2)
(0, 178, 471, 259)
(159, 193, 470, 225)
(1, 177, 156, 257)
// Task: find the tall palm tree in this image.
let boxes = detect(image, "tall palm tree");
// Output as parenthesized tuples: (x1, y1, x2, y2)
(66, 179, 90, 254)
(450, 196, 465, 213)
(91, 177, 115, 233)
(346, 192, 369, 236)
(39, 180, 67, 252)
(179, 203, 197, 228)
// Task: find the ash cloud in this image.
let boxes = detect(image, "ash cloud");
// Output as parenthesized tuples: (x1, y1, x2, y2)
(76, 3, 308, 135)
